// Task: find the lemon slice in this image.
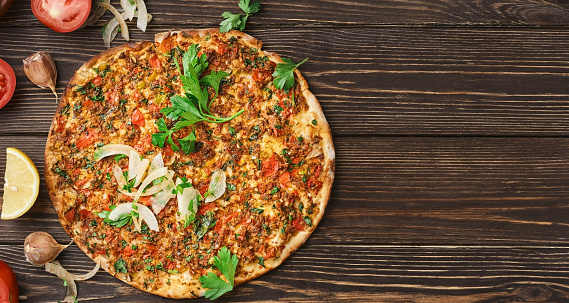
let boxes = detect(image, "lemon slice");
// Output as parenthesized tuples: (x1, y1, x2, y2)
(1, 148, 40, 219)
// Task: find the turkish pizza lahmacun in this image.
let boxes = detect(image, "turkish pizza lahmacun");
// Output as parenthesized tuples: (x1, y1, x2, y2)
(44, 28, 334, 299)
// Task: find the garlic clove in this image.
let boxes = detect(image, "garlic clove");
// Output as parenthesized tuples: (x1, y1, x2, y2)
(22, 52, 58, 101)
(24, 231, 70, 266)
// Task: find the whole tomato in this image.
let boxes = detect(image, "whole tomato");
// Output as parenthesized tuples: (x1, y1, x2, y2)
(0, 260, 18, 303)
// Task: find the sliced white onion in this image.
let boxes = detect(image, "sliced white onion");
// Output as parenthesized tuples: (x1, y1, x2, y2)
(133, 167, 168, 202)
(113, 165, 128, 192)
(121, 0, 136, 21)
(205, 169, 226, 203)
(70, 260, 101, 281)
(148, 152, 164, 175)
(100, 2, 130, 41)
(107, 203, 134, 221)
(93, 144, 138, 161)
(176, 178, 200, 219)
(108, 203, 159, 231)
(151, 178, 175, 214)
(136, 0, 148, 32)
(45, 260, 100, 303)
(133, 158, 150, 187)
(45, 261, 77, 303)
(127, 150, 141, 180)
(135, 203, 159, 231)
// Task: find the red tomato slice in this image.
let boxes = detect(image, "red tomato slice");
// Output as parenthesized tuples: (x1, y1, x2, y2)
(0, 58, 15, 110)
(31, 0, 91, 33)
(0, 260, 18, 303)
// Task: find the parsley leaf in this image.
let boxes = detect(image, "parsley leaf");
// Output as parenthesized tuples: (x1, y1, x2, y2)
(97, 205, 132, 228)
(272, 57, 308, 91)
(239, 0, 260, 14)
(220, 0, 261, 33)
(153, 45, 244, 153)
(199, 247, 239, 300)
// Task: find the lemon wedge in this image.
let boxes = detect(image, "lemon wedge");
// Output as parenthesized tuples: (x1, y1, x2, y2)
(1, 148, 40, 219)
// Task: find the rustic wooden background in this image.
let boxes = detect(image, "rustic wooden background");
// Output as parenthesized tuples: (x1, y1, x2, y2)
(2, 0, 569, 302)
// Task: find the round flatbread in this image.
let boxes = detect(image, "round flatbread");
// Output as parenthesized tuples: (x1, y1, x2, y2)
(45, 28, 334, 299)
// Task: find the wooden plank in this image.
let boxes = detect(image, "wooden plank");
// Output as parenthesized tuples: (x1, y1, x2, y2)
(2, 0, 569, 26)
(1, 27, 569, 136)
(2, 136, 569, 246)
(3, 244, 569, 302)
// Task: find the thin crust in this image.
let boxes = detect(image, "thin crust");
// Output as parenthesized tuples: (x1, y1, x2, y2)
(45, 28, 334, 299)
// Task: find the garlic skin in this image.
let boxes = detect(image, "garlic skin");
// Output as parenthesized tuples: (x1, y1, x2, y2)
(24, 231, 70, 266)
(22, 52, 58, 100)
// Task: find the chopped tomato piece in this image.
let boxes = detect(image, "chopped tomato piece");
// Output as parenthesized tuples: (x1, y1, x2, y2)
(83, 98, 93, 108)
(92, 76, 102, 86)
(262, 153, 280, 177)
(163, 144, 174, 157)
(55, 115, 66, 132)
(313, 164, 322, 178)
(132, 109, 145, 127)
(291, 157, 302, 165)
(217, 44, 228, 56)
(65, 208, 76, 222)
(197, 203, 216, 216)
(79, 209, 91, 220)
(122, 246, 136, 257)
(292, 217, 304, 231)
(76, 130, 99, 150)
(215, 212, 238, 234)
(279, 172, 290, 188)
(138, 196, 151, 206)
(264, 247, 276, 259)
(149, 55, 161, 69)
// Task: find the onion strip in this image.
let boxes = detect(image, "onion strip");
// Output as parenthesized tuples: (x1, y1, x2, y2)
(205, 169, 226, 203)
(99, 2, 129, 41)
(133, 167, 168, 202)
(45, 260, 100, 303)
(136, 0, 148, 32)
(121, 0, 137, 21)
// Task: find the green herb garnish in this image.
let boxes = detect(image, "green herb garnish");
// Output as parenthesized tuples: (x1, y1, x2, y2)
(273, 57, 308, 91)
(153, 44, 244, 153)
(219, 0, 261, 33)
(199, 247, 239, 300)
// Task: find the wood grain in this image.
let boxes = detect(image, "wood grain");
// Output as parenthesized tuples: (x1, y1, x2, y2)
(2, 0, 569, 26)
(1, 27, 569, 136)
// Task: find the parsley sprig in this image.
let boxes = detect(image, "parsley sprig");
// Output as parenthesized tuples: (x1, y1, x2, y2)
(273, 57, 308, 92)
(97, 204, 139, 228)
(220, 0, 260, 33)
(152, 44, 244, 153)
(199, 247, 239, 300)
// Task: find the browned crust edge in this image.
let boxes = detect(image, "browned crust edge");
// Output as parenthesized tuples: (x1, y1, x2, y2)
(44, 29, 334, 299)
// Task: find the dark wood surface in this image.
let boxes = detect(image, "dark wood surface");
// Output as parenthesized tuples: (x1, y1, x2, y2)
(2, 0, 569, 302)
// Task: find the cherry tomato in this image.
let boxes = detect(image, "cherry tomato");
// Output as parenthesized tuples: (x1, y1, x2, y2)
(0, 260, 18, 303)
(0, 0, 14, 19)
(0, 58, 15, 110)
(31, 0, 91, 33)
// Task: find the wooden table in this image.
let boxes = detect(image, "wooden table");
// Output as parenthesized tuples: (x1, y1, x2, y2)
(2, 0, 569, 302)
